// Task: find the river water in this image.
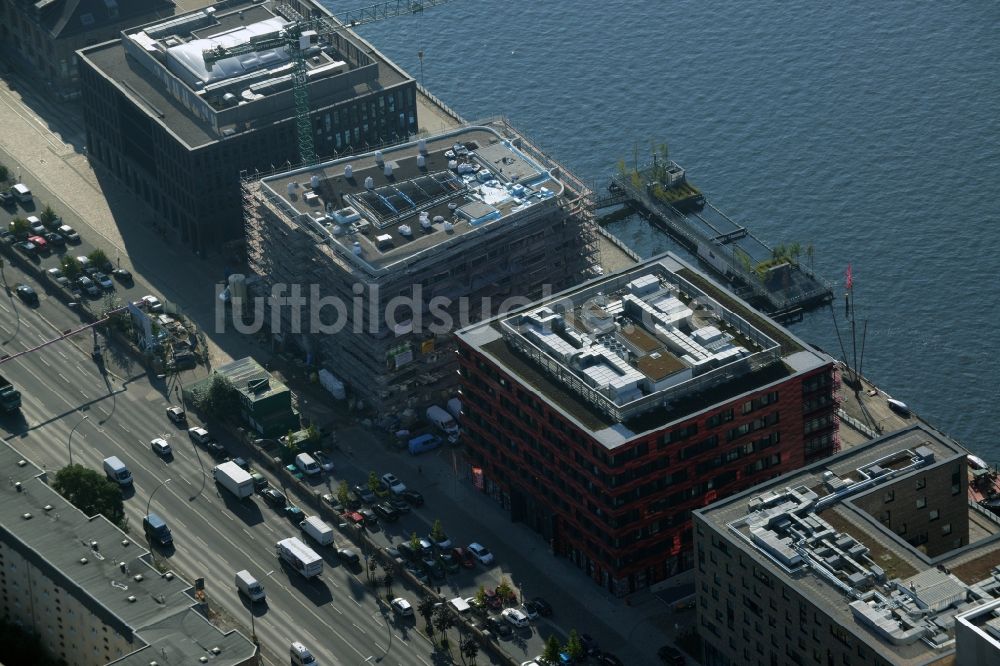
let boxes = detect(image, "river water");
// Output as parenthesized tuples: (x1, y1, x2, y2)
(340, 0, 1000, 461)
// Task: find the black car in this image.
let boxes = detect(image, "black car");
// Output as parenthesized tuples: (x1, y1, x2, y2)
(388, 497, 411, 513)
(260, 487, 287, 508)
(358, 507, 378, 527)
(226, 456, 251, 472)
(373, 502, 399, 522)
(15, 284, 38, 305)
(112, 268, 133, 283)
(337, 548, 360, 566)
(581, 633, 600, 656)
(596, 653, 625, 666)
(397, 541, 420, 562)
(528, 596, 553, 617)
(0, 191, 14, 207)
(400, 489, 424, 506)
(15, 241, 36, 256)
(353, 484, 378, 504)
(44, 232, 65, 246)
(204, 440, 228, 459)
(485, 616, 513, 638)
(657, 645, 686, 666)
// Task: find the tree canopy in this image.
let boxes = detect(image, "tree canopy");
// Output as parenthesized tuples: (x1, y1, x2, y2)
(52, 464, 125, 528)
(189, 374, 240, 420)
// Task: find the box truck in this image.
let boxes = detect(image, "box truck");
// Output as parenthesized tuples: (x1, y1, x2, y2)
(299, 516, 335, 546)
(276, 537, 323, 578)
(213, 461, 254, 499)
(235, 569, 266, 602)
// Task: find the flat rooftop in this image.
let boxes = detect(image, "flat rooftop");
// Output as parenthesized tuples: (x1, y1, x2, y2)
(457, 253, 831, 447)
(78, 0, 409, 148)
(698, 425, 1000, 664)
(0, 440, 254, 664)
(260, 125, 566, 272)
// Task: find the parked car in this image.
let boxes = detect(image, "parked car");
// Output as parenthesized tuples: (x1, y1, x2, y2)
(341, 511, 365, 527)
(15, 284, 38, 305)
(428, 531, 452, 550)
(452, 546, 475, 569)
(467, 542, 494, 565)
(520, 603, 538, 621)
(373, 502, 399, 522)
(313, 450, 334, 472)
(528, 596, 553, 617)
(15, 240, 36, 256)
(321, 493, 344, 512)
(358, 507, 378, 527)
(112, 267, 132, 283)
(94, 272, 114, 290)
(45, 267, 63, 281)
(421, 558, 445, 580)
(77, 276, 100, 297)
(581, 633, 600, 656)
(150, 438, 172, 456)
(485, 616, 513, 638)
(388, 497, 410, 513)
(439, 551, 460, 574)
(501, 608, 529, 629)
(204, 440, 227, 459)
(166, 406, 186, 424)
(284, 504, 304, 521)
(0, 191, 13, 207)
(400, 488, 424, 506)
(397, 541, 420, 562)
(58, 225, 80, 243)
(353, 484, 377, 504)
(657, 645, 686, 666)
(380, 472, 406, 495)
(27, 216, 45, 235)
(44, 231, 65, 246)
(27, 235, 47, 252)
(596, 653, 625, 666)
(141, 294, 163, 312)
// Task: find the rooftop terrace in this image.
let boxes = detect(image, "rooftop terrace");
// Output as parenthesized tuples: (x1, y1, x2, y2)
(258, 125, 567, 272)
(458, 253, 829, 445)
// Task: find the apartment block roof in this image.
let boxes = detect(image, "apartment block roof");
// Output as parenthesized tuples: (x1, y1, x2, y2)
(456, 253, 831, 447)
(258, 125, 568, 273)
(0, 439, 254, 665)
(33, 0, 174, 40)
(78, 0, 409, 148)
(697, 425, 1000, 665)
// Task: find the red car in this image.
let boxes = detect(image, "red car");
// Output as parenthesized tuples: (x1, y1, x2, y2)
(451, 546, 475, 569)
(342, 511, 365, 527)
(27, 235, 47, 251)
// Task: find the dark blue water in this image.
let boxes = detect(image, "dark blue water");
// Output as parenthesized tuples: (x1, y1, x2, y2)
(341, 1, 1000, 461)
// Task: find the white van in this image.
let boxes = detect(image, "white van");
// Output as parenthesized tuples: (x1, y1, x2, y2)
(290, 641, 317, 666)
(235, 569, 265, 602)
(11, 183, 31, 203)
(295, 452, 321, 476)
(102, 456, 132, 486)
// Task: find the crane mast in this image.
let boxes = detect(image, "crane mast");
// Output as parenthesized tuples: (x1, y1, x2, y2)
(201, 0, 456, 165)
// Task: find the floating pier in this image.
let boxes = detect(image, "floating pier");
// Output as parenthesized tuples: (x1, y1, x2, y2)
(592, 161, 833, 321)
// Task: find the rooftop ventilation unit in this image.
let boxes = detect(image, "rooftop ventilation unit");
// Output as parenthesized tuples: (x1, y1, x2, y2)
(384, 163, 393, 177)
(398, 224, 412, 237)
(352, 241, 362, 256)
(374, 150, 384, 165)
(416, 154, 426, 168)
(310, 175, 320, 188)
(345, 164, 353, 178)
(364, 176, 374, 190)
(418, 138, 427, 154)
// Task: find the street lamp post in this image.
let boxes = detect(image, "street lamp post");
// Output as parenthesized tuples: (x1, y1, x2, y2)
(145, 478, 173, 520)
(67, 414, 89, 466)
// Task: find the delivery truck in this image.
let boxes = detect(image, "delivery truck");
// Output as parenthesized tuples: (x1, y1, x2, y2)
(276, 537, 323, 578)
(0, 373, 22, 412)
(213, 461, 254, 499)
(299, 516, 335, 546)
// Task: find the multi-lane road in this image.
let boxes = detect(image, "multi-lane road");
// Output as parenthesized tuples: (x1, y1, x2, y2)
(0, 267, 471, 666)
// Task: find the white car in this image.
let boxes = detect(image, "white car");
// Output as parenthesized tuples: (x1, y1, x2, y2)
(467, 542, 494, 565)
(380, 472, 406, 495)
(141, 294, 163, 313)
(501, 607, 529, 628)
(390, 597, 413, 616)
(521, 660, 543, 666)
(150, 438, 172, 456)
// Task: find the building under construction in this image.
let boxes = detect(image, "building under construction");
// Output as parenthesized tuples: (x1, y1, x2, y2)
(242, 120, 599, 416)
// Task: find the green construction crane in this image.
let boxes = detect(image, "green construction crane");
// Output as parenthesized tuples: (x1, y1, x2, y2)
(202, 0, 456, 165)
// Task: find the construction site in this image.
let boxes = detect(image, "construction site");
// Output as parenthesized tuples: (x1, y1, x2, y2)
(242, 118, 600, 417)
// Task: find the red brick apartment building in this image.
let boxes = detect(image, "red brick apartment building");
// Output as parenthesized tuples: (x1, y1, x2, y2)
(455, 253, 839, 595)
